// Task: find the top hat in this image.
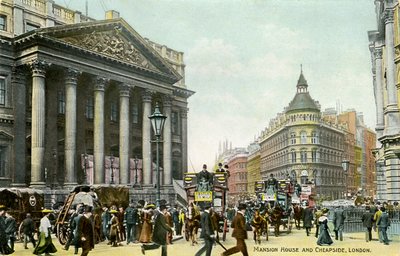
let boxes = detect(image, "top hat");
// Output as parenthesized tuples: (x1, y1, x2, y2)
(238, 203, 247, 211)
(202, 164, 207, 169)
(159, 205, 167, 211)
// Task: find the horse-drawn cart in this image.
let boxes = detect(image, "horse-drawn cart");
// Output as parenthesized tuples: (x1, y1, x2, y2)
(55, 185, 129, 245)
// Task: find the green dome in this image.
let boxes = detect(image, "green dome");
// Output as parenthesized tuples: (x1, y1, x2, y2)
(286, 92, 320, 113)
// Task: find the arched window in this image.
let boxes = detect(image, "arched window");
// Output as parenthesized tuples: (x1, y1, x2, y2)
(311, 131, 318, 144)
(291, 149, 296, 163)
(311, 149, 317, 162)
(290, 132, 296, 144)
(300, 149, 307, 163)
(300, 131, 307, 144)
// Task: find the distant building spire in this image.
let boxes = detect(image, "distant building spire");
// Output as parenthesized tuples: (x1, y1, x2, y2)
(297, 65, 308, 93)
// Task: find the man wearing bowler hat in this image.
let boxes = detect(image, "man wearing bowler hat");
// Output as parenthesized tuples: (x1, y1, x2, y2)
(195, 203, 214, 256)
(222, 203, 248, 256)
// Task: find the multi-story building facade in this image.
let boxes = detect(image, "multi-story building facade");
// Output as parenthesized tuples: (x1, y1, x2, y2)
(368, 0, 400, 202)
(246, 142, 260, 194)
(0, 0, 193, 204)
(225, 148, 248, 205)
(259, 71, 348, 200)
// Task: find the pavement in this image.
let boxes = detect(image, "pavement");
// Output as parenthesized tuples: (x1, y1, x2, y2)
(11, 227, 400, 256)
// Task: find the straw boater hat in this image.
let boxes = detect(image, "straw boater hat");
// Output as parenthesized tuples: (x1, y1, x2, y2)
(41, 209, 54, 213)
(145, 204, 156, 210)
(109, 209, 118, 214)
(0, 205, 7, 211)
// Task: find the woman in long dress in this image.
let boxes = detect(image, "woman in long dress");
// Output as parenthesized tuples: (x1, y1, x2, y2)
(33, 209, 57, 255)
(317, 208, 333, 246)
(109, 210, 120, 247)
(139, 204, 155, 243)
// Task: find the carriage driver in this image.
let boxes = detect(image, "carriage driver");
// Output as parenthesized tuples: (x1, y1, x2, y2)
(196, 164, 213, 192)
(266, 174, 278, 196)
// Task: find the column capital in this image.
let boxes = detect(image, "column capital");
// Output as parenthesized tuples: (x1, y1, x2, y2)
(384, 9, 394, 24)
(141, 89, 153, 102)
(163, 94, 173, 107)
(30, 59, 51, 77)
(180, 108, 188, 119)
(119, 84, 131, 97)
(94, 77, 108, 91)
(65, 68, 81, 84)
(374, 48, 383, 60)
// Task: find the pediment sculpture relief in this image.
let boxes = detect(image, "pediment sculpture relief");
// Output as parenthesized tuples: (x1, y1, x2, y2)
(61, 30, 157, 70)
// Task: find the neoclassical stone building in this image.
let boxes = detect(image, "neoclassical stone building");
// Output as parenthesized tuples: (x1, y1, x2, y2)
(368, 0, 400, 202)
(0, 0, 193, 203)
(258, 71, 349, 200)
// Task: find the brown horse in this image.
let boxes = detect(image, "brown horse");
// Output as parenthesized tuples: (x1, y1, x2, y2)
(269, 204, 284, 237)
(293, 204, 303, 230)
(185, 205, 201, 246)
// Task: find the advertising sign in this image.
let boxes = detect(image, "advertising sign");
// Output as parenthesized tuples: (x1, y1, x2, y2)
(194, 191, 213, 202)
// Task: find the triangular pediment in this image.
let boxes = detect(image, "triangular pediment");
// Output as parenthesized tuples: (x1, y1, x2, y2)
(23, 18, 180, 83)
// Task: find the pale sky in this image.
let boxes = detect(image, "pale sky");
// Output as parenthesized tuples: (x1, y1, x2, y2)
(56, 0, 377, 172)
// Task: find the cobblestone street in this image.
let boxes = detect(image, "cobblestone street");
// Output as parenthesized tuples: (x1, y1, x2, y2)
(12, 227, 399, 256)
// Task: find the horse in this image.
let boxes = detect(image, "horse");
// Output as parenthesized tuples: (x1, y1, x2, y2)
(293, 204, 303, 230)
(184, 204, 201, 246)
(269, 204, 284, 237)
(251, 210, 268, 244)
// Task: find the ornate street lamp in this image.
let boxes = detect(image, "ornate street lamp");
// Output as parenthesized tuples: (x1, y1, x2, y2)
(341, 159, 350, 199)
(110, 154, 115, 184)
(133, 155, 141, 188)
(148, 102, 167, 207)
(83, 153, 88, 184)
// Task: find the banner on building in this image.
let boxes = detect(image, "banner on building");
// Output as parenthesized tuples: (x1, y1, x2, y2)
(195, 191, 213, 202)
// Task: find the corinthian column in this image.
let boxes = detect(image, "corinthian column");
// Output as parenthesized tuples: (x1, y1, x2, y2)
(374, 48, 384, 140)
(30, 59, 50, 187)
(181, 108, 188, 178)
(12, 66, 27, 187)
(64, 68, 80, 186)
(384, 8, 400, 135)
(142, 90, 152, 185)
(163, 95, 172, 185)
(119, 85, 131, 185)
(94, 77, 107, 184)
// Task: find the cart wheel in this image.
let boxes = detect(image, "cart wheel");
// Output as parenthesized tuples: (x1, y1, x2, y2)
(222, 220, 227, 241)
(57, 223, 69, 245)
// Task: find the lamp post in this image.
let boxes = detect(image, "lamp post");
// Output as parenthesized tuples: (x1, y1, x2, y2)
(110, 154, 115, 184)
(341, 159, 349, 199)
(133, 155, 141, 188)
(148, 102, 167, 207)
(83, 153, 88, 184)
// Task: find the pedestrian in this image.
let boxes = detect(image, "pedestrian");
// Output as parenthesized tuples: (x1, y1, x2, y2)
(71, 206, 85, 254)
(221, 203, 249, 256)
(361, 206, 374, 242)
(373, 205, 383, 242)
(314, 207, 323, 238)
(141, 204, 173, 256)
(4, 212, 16, 251)
(21, 213, 36, 249)
(302, 204, 313, 236)
(101, 206, 111, 242)
(332, 206, 345, 241)
(124, 202, 139, 244)
(33, 209, 58, 255)
(195, 203, 215, 256)
(316, 208, 333, 246)
(376, 207, 390, 245)
(172, 205, 180, 236)
(63, 208, 77, 251)
(118, 206, 126, 242)
(0, 205, 13, 255)
(165, 206, 173, 244)
(139, 203, 155, 243)
(76, 206, 95, 256)
(178, 209, 185, 236)
(109, 209, 120, 247)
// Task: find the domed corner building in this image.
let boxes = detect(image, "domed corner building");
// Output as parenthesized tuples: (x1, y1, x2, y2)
(0, 2, 194, 206)
(258, 70, 350, 200)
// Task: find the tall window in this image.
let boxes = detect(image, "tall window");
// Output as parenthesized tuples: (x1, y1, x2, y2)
(300, 131, 307, 144)
(311, 131, 318, 144)
(0, 15, 6, 31)
(132, 103, 139, 124)
(291, 149, 296, 163)
(290, 132, 296, 144)
(85, 96, 94, 119)
(300, 149, 307, 163)
(172, 111, 180, 135)
(111, 101, 118, 122)
(311, 149, 317, 162)
(57, 90, 65, 114)
(0, 77, 5, 106)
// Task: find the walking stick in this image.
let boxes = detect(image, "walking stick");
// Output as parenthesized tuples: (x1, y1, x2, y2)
(215, 239, 227, 251)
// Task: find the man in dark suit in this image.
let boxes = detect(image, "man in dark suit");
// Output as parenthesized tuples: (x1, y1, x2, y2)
(76, 206, 94, 256)
(361, 206, 374, 242)
(195, 203, 214, 256)
(302, 204, 314, 236)
(377, 207, 390, 245)
(332, 206, 346, 241)
(222, 203, 248, 256)
(141, 204, 173, 256)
